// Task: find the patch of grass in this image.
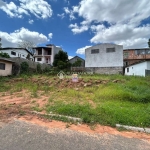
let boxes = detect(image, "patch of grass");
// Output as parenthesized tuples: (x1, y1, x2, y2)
(116, 126, 128, 132)
(45, 100, 150, 127)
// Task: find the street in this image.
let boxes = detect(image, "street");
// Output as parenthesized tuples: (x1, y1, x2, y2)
(0, 120, 149, 150)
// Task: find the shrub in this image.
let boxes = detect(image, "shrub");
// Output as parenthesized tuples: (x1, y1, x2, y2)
(37, 63, 42, 73)
(20, 62, 29, 74)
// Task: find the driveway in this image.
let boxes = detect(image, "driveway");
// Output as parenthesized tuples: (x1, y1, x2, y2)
(0, 120, 149, 150)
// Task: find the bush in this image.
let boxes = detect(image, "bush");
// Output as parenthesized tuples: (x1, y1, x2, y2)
(20, 62, 29, 74)
(37, 63, 42, 73)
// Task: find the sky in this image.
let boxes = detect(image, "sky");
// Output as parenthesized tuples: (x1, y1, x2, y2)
(0, 0, 150, 59)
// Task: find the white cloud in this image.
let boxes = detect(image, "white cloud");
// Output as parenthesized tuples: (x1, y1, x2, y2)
(0, 27, 51, 47)
(68, 56, 73, 59)
(68, 0, 150, 48)
(69, 23, 88, 34)
(48, 33, 53, 39)
(0, 0, 52, 19)
(57, 13, 65, 19)
(76, 46, 91, 55)
(28, 19, 34, 24)
(64, 7, 76, 20)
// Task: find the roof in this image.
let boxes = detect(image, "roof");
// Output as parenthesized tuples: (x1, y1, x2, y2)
(124, 48, 150, 51)
(69, 56, 85, 61)
(0, 57, 15, 63)
(33, 47, 52, 49)
(85, 43, 122, 50)
(0, 47, 33, 56)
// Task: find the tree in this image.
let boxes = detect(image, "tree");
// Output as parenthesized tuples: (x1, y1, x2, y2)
(0, 52, 10, 58)
(148, 39, 150, 48)
(72, 59, 82, 67)
(18, 40, 35, 49)
(18, 40, 35, 55)
(53, 51, 69, 69)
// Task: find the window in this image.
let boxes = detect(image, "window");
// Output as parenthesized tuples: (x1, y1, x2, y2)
(127, 68, 129, 72)
(0, 63, 5, 70)
(91, 49, 99, 54)
(123, 52, 129, 58)
(11, 51, 16, 55)
(37, 58, 42, 61)
(106, 48, 115, 53)
(38, 49, 42, 55)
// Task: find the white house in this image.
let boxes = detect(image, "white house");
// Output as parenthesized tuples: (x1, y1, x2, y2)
(85, 43, 123, 74)
(125, 61, 150, 77)
(0, 48, 34, 61)
(33, 44, 62, 65)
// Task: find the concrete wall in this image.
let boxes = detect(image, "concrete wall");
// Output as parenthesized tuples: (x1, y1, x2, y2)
(1, 49, 33, 60)
(85, 44, 123, 68)
(0, 60, 12, 76)
(86, 67, 123, 74)
(9, 57, 51, 70)
(125, 61, 150, 77)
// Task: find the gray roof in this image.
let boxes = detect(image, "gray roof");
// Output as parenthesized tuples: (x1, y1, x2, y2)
(0, 57, 15, 63)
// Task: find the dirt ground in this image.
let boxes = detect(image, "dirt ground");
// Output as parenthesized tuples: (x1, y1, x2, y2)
(0, 89, 150, 143)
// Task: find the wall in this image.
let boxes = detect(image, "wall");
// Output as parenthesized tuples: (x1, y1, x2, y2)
(86, 67, 123, 74)
(9, 57, 51, 70)
(1, 49, 33, 60)
(0, 60, 12, 76)
(85, 44, 123, 68)
(125, 61, 147, 76)
(123, 49, 150, 66)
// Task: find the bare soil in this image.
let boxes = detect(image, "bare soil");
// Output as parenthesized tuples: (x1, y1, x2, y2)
(0, 77, 149, 143)
(0, 90, 150, 143)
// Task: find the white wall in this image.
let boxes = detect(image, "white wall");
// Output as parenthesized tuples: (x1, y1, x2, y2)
(1, 49, 33, 60)
(125, 61, 149, 77)
(85, 44, 123, 67)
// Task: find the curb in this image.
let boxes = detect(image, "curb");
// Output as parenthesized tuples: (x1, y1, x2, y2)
(31, 111, 82, 123)
(116, 124, 150, 133)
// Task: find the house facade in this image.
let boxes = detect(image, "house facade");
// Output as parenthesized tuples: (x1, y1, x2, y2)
(0, 48, 34, 61)
(125, 61, 150, 77)
(85, 43, 123, 74)
(69, 56, 85, 67)
(0, 57, 14, 76)
(33, 44, 62, 65)
(123, 48, 150, 67)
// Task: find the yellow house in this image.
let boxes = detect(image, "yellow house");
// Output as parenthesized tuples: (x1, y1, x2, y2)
(0, 57, 14, 76)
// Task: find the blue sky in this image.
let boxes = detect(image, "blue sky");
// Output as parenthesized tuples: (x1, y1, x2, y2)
(0, 0, 150, 59)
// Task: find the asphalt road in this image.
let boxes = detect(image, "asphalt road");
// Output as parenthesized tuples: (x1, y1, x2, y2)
(0, 120, 149, 150)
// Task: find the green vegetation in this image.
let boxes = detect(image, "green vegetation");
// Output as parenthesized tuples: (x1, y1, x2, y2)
(20, 62, 29, 74)
(53, 50, 70, 70)
(72, 59, 82, 67)
(0, 52, 10, 58)
(0, 74, 150, 128)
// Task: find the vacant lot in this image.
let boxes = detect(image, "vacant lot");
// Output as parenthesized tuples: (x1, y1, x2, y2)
(0, 74, 150, 127)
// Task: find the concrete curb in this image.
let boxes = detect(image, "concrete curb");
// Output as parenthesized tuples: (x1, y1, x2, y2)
(30, 111, 82, 123)
(116, 124, 150, 133)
